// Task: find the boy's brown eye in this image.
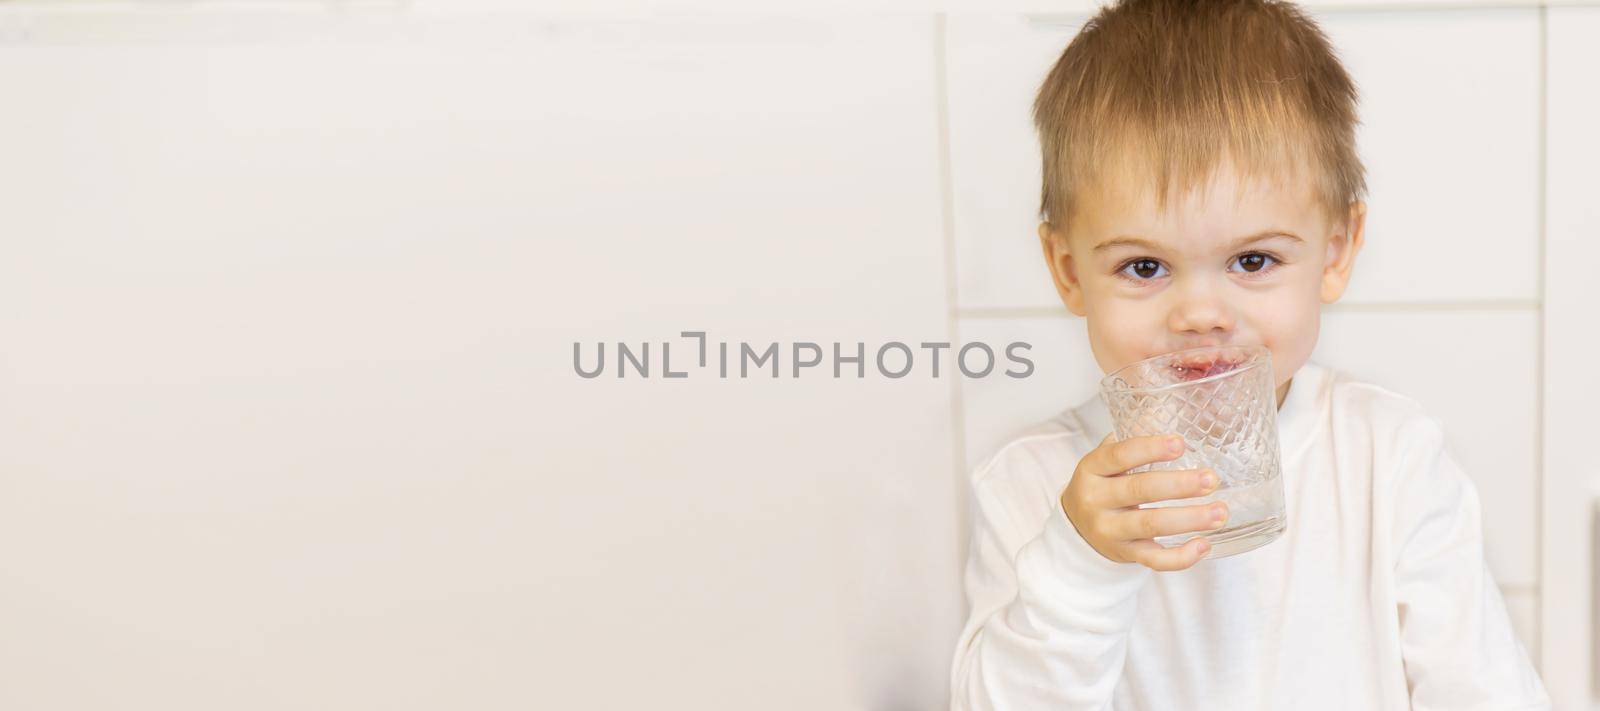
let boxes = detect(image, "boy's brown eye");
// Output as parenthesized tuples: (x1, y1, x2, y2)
(1234, 253, 1272, 273)
(1117, 258, 1169, 281)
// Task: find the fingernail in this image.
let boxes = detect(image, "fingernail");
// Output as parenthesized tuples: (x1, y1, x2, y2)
(1199, 470, 1218, 490)
(1197, 540, 1211, 555)
(1168, 437, 1184, 454)
(1210, 504, 1228, 528)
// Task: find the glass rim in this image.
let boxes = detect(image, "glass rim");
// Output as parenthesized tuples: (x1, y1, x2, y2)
(1098, 344, 1272, 395)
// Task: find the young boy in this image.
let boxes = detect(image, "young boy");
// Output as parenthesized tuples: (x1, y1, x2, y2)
(948, 1, 1551, 709)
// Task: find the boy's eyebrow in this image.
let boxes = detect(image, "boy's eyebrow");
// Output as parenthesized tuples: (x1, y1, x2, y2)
(1226, 230, 1305, 250)
(1091, 230, 1304, 253)
(1091, 237, 1164, 253)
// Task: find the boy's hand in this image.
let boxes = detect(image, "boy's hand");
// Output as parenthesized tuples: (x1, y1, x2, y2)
(1060, 433, 1228, 572)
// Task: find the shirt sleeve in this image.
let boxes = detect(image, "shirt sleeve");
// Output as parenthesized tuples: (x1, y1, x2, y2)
(1389, 416, 1551, 710)
(949, 445, 1151, 711)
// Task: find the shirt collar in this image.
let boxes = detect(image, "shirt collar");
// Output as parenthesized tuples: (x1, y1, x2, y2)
(1275, 359, 1328, 465)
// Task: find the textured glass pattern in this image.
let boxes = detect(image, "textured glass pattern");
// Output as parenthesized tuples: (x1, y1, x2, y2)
(1099, 345, 1287, 559)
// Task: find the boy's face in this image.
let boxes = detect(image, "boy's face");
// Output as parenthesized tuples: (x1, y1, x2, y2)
(1039, 159, 1366, 405)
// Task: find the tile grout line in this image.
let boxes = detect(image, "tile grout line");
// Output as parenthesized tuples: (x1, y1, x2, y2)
(1298, 0, 1595, 11)
(932, 13, 972, 597)
(1026, 1, 1600, 24)
(1533, 1, 1548, 672)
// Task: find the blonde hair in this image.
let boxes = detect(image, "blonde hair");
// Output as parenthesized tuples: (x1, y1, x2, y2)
(1032, 0, 1366, 233)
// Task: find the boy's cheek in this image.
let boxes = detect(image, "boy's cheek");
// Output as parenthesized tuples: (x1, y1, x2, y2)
(1083, 302, 1165, 370)
(1251, 295, 1323, 381)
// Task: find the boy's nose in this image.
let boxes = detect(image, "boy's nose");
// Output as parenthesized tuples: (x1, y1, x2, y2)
(1167, 285, 1235, 336)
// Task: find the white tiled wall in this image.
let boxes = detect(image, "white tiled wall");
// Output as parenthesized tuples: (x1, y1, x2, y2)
(0, 11, 961, 711)
(401, 0, 1600, 14)
(946, 14, 1083, 311)
(1507, 588, 1541, 660)
(1318, 9, 1542, 304)
(944, 5, 1559, 684)
(1542, 7, 1600, 711)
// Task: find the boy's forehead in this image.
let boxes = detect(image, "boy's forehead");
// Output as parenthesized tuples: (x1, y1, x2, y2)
(1067, 162, 1326, 250)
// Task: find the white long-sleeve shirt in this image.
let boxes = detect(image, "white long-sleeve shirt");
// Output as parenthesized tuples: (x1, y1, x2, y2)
(949, 360, 1550, 710)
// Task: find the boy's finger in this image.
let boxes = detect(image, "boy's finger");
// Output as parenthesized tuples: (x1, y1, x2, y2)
(1089, 434, 1184, 476)
(1126, 537, 1210, 572)
(1108, 501, 1227, 541)
(1105, 467, 1218, 508)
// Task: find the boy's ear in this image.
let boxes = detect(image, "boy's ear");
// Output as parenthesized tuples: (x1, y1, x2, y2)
(1320, 201, 1367, 304)
(1038, 221, 1088, 316)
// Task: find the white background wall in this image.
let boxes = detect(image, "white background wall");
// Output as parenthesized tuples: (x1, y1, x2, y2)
(0, 1, 1594, 710)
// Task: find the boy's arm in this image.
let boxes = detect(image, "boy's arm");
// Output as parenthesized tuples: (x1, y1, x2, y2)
(949, 453, 1150, 711)
(1390, 417, 1551, 710)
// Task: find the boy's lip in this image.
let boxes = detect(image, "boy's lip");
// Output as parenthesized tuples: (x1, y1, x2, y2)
(1168, 350, 1246, 381)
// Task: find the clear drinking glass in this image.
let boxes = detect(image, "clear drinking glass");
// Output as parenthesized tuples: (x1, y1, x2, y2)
(1098, 344, 1287, 559)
